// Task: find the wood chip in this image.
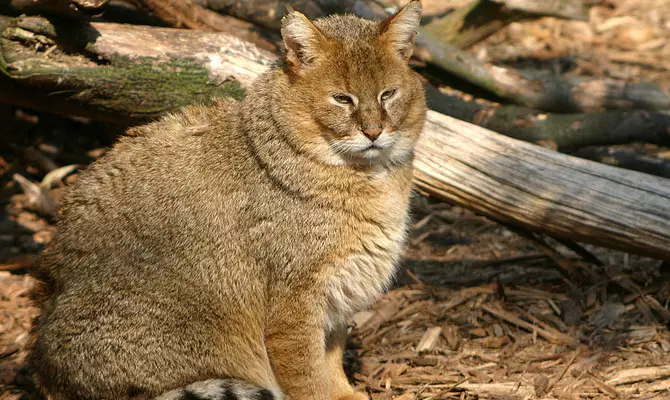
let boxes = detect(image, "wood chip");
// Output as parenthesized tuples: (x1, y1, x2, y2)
(416, 327, 442, 352)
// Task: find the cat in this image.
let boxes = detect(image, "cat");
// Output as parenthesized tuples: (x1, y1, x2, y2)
(30, 1, 426, 399)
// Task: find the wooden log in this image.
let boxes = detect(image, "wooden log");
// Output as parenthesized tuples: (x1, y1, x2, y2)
(8, 0, 109, 17)
(413, 110, 670, 261)
(131, 0, 668, 114)
(0, 16, 274, 122)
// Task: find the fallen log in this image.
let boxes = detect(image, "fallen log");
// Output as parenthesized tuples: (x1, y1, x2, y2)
(414, 111, 670, 261)
(0, 16, 274, 122)
(425, 86, 670, 148)
(1, 17, 669, 261)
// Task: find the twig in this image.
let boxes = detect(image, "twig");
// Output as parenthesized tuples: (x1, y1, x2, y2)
(505, 226, 578, 276)
(481, 303, 579, 346)
(0, 255, 37, 271)
(607, 365, 670, 386)
(547, 350, 580, 392)
(551, 238, 603, 266)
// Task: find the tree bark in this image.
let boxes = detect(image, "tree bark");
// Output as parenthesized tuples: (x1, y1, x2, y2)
(0, 16, 275, 122)
(414, 111, 670, 261)
(415, 29, 670, 113)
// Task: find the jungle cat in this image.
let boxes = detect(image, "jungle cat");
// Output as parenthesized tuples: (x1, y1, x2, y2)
(30, 1, 426, 399)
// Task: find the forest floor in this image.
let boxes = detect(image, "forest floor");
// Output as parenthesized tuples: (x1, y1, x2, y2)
(2, 0, 670, 399)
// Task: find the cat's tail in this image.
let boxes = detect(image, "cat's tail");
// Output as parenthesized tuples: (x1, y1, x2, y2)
(155, 378, 280, 400)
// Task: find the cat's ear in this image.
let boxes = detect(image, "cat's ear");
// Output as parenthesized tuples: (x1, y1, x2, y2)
(379, 0, 422, 61)
(281, 11, 325, 71)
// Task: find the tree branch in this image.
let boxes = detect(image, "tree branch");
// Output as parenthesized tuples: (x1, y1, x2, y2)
(422, 0, 587, 50)
(128, 0, 278, 51)
(415, 29, 670, 113)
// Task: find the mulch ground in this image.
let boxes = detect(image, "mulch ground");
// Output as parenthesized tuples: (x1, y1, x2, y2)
(2, 0, 670, 399)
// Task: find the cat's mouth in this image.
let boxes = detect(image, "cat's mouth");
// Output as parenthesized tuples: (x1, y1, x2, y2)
(359, 145, 388, 159)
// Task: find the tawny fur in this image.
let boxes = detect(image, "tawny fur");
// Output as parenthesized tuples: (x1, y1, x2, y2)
(30, 2, 426, 399)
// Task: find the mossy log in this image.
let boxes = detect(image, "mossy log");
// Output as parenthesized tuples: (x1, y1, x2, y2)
(0, 16, 276, 122)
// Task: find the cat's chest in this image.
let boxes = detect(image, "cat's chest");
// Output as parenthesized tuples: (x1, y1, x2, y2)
(323, 189, 410, 331)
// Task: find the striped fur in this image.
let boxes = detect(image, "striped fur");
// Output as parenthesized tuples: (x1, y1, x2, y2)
(156, 379, 277, 400)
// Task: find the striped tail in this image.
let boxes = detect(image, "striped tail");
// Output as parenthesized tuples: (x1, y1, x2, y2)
(155, 379, 278, 400)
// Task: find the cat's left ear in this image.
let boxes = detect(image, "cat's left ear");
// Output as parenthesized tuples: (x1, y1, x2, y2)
(379, 0, 422, 61)
(281, 11, 326, 72)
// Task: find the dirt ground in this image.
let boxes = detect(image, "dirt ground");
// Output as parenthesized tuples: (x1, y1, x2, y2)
(2, 0, 670, 399)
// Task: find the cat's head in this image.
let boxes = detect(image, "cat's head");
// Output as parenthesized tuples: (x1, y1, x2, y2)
(279, 0, 426, 167)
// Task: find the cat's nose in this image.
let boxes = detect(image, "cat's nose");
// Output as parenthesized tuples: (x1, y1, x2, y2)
(362, 127, 382, 141)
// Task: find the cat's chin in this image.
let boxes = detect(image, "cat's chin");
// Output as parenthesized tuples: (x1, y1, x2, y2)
(333, 147, 413, 168)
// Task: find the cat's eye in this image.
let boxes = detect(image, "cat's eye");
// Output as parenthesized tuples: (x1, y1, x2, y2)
(380, 89, 397, 101)
(333, 94, 354, 105)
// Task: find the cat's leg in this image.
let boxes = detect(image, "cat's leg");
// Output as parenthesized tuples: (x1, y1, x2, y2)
(266, 300, 330, 400)
(326, 324, 368, 400)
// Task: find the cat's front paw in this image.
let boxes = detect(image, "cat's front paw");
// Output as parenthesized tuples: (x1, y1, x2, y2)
(337, 393, 369, 400)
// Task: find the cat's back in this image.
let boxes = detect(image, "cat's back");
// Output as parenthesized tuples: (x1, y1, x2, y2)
(43, 98, 256, 278)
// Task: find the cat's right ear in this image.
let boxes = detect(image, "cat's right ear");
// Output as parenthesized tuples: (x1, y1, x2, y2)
(281, 11, 325, 72)
(379, 0, 422, 61)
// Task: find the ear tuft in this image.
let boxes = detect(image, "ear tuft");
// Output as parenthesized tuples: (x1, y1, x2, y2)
(281, 11, 324, 71)
(379, 0, 422, 60)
